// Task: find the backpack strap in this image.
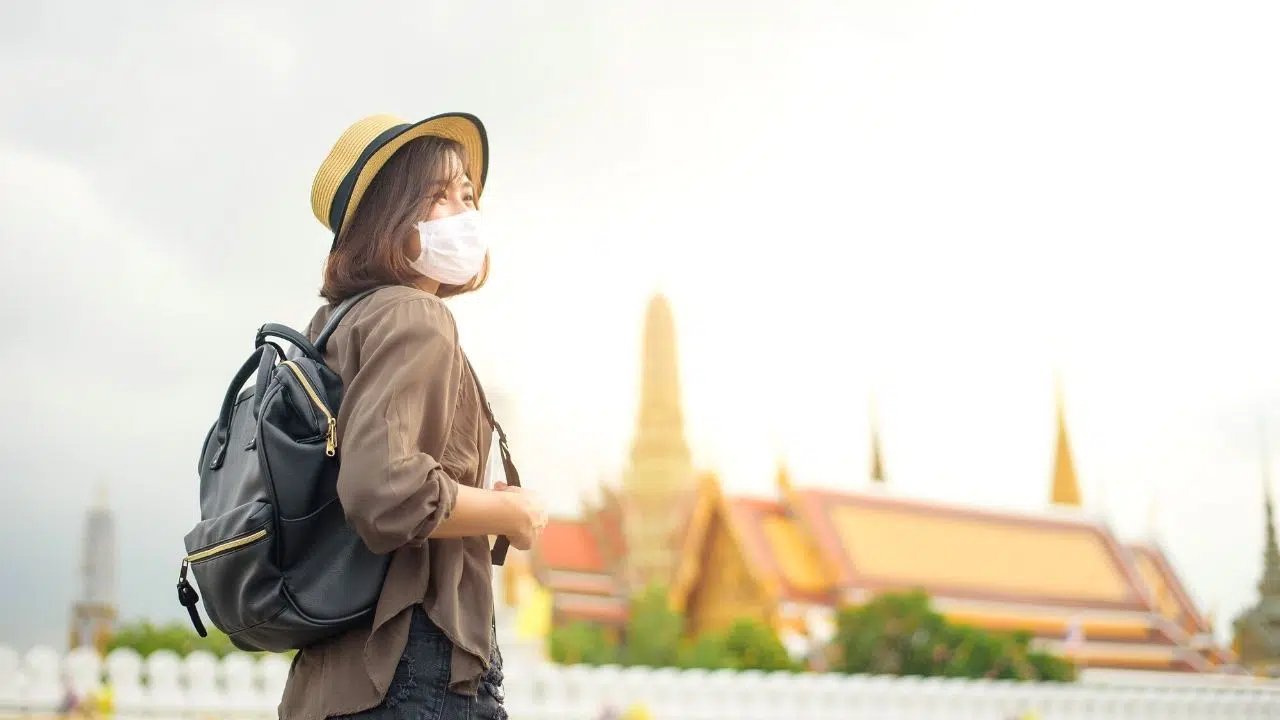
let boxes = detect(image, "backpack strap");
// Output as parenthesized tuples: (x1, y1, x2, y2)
(256, 324, 322, 363)
(464, 354, 521, 567)
(315, 286, 388, 354)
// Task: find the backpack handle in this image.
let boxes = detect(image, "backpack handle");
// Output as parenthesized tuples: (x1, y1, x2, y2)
(210, 288, 387, 472)
(208, 345, 269, 470)
(256, 324, 323, 362)
(252, 287, 385, 363)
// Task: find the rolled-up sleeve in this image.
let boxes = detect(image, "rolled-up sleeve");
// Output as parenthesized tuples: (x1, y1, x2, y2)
(334, 296, 462, 555)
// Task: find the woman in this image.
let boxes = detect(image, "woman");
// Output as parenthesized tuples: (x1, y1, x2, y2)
(279, 113, 547, 720)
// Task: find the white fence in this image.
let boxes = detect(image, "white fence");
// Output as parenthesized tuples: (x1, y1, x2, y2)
(3, 645, 1280, 719)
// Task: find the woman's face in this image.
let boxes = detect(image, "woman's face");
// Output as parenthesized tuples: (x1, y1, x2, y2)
(404, 151, 476, 271)
(423, 151, 476, 223)
(424, 174, 476, 222)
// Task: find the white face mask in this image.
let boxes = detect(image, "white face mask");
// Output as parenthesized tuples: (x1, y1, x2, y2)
(412, 210, 487, 286)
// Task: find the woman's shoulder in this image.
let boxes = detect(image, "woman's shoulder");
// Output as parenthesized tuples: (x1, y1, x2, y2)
(321, 286, 456, 341)
(361, 285, 452, 315)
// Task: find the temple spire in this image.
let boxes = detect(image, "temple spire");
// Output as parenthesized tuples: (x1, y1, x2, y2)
(771, 431, 794, 496)
(630, 292, 690, 461)
(622, 292, 696, 592)
(1050, 374, 1082, 507)
(869, 394, 886, 484)
(775, 458, 794, 496)
(70, 483, 117, 653)
(1259, 423, 1280, 598)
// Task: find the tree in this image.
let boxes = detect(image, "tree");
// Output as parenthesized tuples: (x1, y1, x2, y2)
(548, 622, 618, 666)
(106, 620, 239, 658)
(677, 633, 730, 670)
(619, 584, 684, 668)
(719, 618, 797, 672)
(106, 619, 297, 659)
(546, 584, 800, 672)
(674, 617, 797, 671)
(831, 590, 1075, 682)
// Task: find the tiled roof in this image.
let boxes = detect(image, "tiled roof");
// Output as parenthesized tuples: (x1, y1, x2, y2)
(1128, 541, 1211, 636)
(722, 496, 834, 604)
(538, 520, 607, 574)
(793, 488, 1150, 611)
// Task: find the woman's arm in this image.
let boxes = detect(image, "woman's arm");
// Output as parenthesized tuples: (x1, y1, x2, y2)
(427, 484, 522, 539)
(334, 293, 483, 554)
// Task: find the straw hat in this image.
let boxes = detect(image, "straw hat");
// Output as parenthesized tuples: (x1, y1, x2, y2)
(310, 112, 488, 241)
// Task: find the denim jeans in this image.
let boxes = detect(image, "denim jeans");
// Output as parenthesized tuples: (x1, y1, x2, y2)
(335, 607, 507, 720)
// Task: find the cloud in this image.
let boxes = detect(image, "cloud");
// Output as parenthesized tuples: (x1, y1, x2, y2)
(1, 0, 1278, 650)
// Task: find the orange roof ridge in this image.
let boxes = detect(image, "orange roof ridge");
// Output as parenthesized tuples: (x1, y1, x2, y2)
(797, 485, 1107, 530)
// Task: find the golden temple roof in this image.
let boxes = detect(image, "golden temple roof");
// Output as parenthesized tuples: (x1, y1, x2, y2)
(725, 496, 833, 603)
(1128, 541, 1211, 637)
(792, 488, 1149, 612)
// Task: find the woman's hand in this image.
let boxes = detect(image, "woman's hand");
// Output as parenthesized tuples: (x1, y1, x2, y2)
(495, 482, 547, 551)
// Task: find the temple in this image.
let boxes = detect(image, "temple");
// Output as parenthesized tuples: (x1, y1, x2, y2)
(1231, 464, 1280, 675)
(515, 292, 1235, 673)
(69, 484, 117, 654)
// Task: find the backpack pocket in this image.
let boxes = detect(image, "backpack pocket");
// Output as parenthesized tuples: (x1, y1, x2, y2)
(183, 500, 284, 635)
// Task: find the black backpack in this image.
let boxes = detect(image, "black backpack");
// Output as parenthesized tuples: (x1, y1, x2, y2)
(177, 287, 392, 652)
(178, 287, 519, 652)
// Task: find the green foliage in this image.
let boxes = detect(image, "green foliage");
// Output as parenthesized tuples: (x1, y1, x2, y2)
(547, 622, 618, 666)
(544, 586, 1070, 682)
(106, 619, 297, 659)
(107, 620, 239, 658)
(831, 590, 1076, 682)
(619, 583, 685, 667)
(718, 618, 797, 672)
(545, 584, 797, 673)
(676, 633, 730, 670)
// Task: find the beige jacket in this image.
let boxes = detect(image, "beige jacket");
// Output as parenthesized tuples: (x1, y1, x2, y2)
(278, 286, 505, 720)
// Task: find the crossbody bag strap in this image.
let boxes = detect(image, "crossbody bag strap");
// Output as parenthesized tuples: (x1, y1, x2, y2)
(463, 353, 520, 566)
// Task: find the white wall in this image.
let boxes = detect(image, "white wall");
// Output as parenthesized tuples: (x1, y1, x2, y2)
(2, 645, 1278, 719)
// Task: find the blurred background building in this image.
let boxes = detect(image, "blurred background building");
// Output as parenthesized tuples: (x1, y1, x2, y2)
(68, 485, 116, 655)
(509, 292, 1251, 675)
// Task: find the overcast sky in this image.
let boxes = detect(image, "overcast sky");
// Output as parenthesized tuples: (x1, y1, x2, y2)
(1, 0, 1278, 650)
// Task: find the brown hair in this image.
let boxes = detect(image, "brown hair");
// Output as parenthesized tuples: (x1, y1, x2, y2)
(320, 135, 489, 304)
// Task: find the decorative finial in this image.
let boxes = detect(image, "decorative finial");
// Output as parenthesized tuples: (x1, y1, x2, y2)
(869, 394, 886, 485)
(771, 431, 793, 495)
(1050, 375, 1082, 507)
(776, 462, 794, 497)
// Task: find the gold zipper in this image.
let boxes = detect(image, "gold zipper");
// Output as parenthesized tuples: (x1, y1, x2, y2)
(281, 360, 338, 456)
(184, 528, 268, 563)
